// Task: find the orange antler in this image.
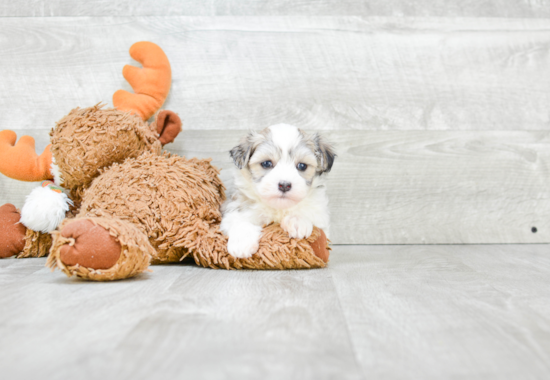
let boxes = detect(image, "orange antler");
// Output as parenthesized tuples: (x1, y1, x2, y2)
(113, 41, 172, 121)
(0, 130, 53, 182)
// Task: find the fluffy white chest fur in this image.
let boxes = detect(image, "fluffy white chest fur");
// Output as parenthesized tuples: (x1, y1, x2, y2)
(220, 124, 335, 258)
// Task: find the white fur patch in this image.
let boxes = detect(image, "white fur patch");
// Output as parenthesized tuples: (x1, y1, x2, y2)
(20, 186, 72, 233)
(269, 123, 301, 153)
(281, 214, 314, 239)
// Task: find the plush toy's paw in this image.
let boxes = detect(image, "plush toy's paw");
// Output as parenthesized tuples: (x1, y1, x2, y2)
(227, 224, 262, 259)
(0, 204, 27, 258)
(48, 217, 153, 281)
(58, 219, 121, 270)
(20, 181, 72, 233)
(309, 229, 330, 263)
(281, 215, 313, 239)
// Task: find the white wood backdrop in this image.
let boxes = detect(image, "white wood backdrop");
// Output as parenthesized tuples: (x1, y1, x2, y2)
(0, 10, 549, 244)
(2, 1, 550, 17)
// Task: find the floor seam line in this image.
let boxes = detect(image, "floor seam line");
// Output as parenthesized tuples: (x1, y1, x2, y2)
(328, 265, 367, 380)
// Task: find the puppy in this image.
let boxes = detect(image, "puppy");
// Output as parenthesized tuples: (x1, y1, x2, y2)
(220, 124, 336, 258)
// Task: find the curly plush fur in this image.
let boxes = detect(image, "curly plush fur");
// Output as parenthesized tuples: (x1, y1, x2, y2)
(78, 152, 226, 264)
(50, 104, 161, 203)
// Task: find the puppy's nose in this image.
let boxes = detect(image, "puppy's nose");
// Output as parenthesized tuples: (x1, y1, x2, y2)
(278, 181, 292, 193)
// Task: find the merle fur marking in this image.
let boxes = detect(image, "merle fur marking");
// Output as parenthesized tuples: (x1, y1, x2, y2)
(313, 133, 336, 173)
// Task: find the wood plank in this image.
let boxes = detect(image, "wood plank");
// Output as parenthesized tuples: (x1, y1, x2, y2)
(0, 17, 549, 132)
(1, 129, 549, 244)
(2, 1, 550, 17)
(0, 257, 363, 380)
(330, 244, 550, 379)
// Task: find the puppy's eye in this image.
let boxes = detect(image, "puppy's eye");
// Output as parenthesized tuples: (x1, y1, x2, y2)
(297, 163, 307, 171)
(261, 161, 273, 169)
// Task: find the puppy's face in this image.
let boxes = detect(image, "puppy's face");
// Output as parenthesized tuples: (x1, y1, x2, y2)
(230, 124, 335, 210)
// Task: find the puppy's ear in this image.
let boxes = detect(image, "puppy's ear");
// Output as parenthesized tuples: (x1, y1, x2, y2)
(230, 131, 263, 169)
(314, 133, 336, 173)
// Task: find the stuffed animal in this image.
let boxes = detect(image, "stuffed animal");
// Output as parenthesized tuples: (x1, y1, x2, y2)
(0, 42, 330, 281)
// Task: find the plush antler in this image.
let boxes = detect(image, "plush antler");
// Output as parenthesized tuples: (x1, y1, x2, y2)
(0, 130, 53, 182)
(113, 41, 172, 121)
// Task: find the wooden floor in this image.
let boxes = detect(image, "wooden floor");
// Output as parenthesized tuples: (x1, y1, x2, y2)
(1, 244, 550, 380)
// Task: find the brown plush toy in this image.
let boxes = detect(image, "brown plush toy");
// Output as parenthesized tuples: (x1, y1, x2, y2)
(0, 42, 330, 281)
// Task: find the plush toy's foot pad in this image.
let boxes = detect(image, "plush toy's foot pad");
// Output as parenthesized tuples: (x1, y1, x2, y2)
(48, 217, 154, 281)
(309, 229, 330, 263)
(0, 204, 26, 258)
(59, 219, 121, 270)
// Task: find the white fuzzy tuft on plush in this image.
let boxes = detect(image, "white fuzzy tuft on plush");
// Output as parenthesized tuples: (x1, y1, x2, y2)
(51, 159, 63, 186)
(20, 187, 73, 233)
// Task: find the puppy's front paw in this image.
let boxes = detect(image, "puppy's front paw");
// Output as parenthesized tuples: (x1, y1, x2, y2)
(281, 215, 313, 239)
(227, 224, 262, 259)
